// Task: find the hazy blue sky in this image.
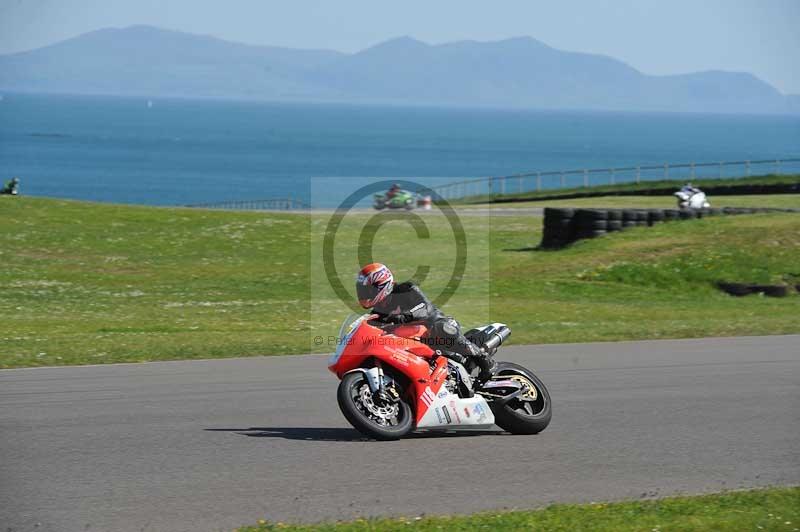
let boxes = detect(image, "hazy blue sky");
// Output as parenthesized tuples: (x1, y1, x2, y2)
(1, 0, 798, 93)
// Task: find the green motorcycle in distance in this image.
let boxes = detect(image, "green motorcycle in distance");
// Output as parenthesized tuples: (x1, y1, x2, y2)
(373, 189, 416, 210)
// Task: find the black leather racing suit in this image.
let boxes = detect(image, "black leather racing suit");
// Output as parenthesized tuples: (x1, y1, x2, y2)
(371, 282, 489, 372)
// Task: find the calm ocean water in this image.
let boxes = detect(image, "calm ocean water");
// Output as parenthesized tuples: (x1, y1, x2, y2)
(1, 93, 798, 207)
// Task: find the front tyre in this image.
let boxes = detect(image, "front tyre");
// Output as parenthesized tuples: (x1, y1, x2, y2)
(337, 371, 413, 440)
(490, 362, 552, 435)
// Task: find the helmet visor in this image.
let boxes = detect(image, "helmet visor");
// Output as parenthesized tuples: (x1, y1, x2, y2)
(356, 281, 381, 308)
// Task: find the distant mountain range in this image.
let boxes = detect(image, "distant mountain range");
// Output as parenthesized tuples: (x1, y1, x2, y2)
(1, 25, 797, 114)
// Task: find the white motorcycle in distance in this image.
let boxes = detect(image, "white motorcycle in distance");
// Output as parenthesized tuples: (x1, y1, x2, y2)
(674, 185, 710, 209)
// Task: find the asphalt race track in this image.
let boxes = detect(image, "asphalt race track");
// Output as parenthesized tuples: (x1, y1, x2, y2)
(2, 335, 798, 532)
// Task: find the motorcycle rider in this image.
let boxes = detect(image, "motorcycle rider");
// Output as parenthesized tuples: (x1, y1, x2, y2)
(1, 177, 19, 195)
(680, 182, 700, 195)
(385, 183, 402, 199)
(355, 262, 496, 382)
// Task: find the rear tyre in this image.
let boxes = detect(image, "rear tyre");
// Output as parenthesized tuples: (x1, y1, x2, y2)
(337, 371, 413, 440)
(489, 362, 552, 435)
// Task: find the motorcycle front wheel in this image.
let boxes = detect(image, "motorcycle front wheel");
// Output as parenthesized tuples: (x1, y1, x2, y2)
(337, 372, 413, 440)
(490, 362, 552, 434)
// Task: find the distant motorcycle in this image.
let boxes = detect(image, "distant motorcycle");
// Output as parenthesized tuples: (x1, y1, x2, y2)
(328, 314, 552, 440)
(674, 188, 710, 209)
(373, 189, 416, 210)
(1, 177, 19, 196)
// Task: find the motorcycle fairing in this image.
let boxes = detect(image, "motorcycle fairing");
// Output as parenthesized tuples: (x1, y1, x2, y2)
(416, 388, 495, 428)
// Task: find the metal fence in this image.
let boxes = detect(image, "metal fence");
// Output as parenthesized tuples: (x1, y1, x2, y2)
(430, 157, 800, 201)
(185, 197, 310, 210)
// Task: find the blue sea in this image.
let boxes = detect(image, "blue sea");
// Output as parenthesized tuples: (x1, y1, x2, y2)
(1, 93, 798, 207)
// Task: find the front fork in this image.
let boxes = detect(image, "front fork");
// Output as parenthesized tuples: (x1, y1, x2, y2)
(363, 363, 401, 403)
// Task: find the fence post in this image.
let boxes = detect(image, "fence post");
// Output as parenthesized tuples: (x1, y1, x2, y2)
(500, 177, 505, 195)
(746, 160, 750, 176)
(664, 163, 669, 179)
(536, 172, 541, 191)
(776, 159, 781, 174)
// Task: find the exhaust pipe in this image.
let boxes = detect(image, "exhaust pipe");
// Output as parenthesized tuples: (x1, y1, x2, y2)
(481, 323, 511, 352)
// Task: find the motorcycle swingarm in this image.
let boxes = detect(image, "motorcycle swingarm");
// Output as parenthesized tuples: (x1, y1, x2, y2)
(478, 379, 524, 404)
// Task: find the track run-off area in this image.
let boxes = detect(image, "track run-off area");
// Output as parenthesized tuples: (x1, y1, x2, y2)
(1, 335, 798, 532)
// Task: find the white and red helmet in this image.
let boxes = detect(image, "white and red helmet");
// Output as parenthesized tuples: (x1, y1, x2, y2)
(356, 263, 394, 308)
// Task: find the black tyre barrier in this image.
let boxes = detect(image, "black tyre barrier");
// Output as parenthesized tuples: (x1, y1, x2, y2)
(648, 210, 665, 225)
(539, 205, 798, 250)
(544, 217, 572, 230)
(587, 220, 608, 230)
(574, 209, 609, 221)
(544, 207, 575, 219)
(717, 283, 752, 296)
(717, 282, 790, 297)
(758, 285, 790, 297)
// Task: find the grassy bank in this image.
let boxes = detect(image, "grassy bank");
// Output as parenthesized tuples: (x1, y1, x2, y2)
(2, 196, 800, 368)
(457, 173, 800, 204)
(239, 487, 800, 531)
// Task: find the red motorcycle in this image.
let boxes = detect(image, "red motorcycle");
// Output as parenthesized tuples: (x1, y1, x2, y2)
(328, 314, 552, 440)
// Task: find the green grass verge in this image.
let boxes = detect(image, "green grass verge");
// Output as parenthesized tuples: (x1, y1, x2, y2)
(456, 173, 800, 204)
(2, 196, 800, 368)
(238, 486, 800, 531)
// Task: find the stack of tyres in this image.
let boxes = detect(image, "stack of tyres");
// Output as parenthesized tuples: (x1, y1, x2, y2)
(538, 203, 794, 251)
(663, 209, 681, 221)
(573, 209, 608, 239)
(648, 209, 665, 226)
(606, 209, 623, 232)
(622, 210, 638, 229)
(540, 208, 574, 249)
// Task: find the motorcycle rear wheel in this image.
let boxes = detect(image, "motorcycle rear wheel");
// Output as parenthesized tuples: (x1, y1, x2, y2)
(489, 362, 552, 435)
(337, 372, 413, 440)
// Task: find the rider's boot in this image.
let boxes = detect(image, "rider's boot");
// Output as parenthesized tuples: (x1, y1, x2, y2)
(466, 342, 496, 385)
